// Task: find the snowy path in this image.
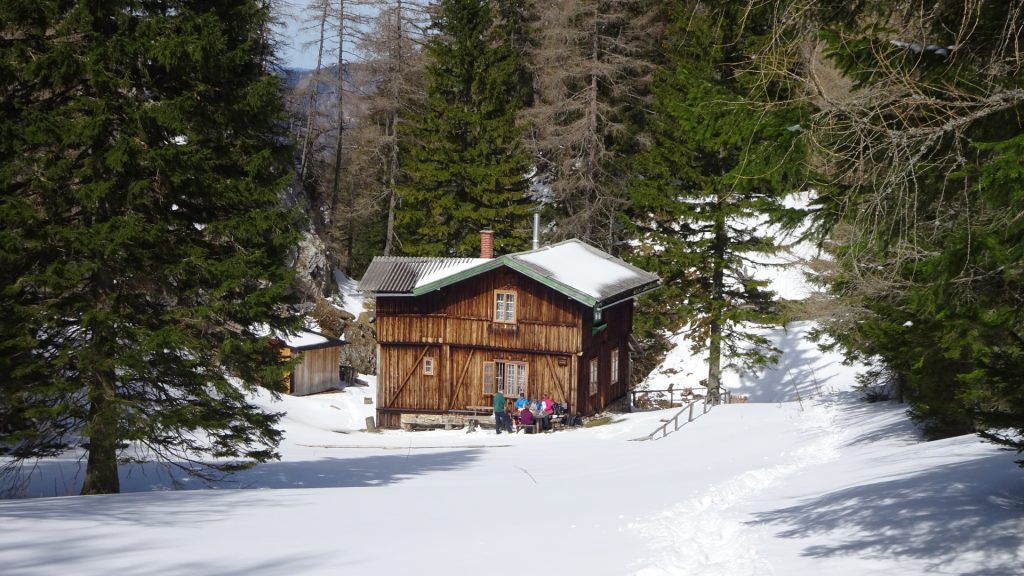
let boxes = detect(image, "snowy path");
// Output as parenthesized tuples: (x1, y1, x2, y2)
(630, 397, 844, 576)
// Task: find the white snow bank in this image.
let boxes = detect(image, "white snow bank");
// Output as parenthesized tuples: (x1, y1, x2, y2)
(642, 321, 865, 403)
(333, 268, 365, 318)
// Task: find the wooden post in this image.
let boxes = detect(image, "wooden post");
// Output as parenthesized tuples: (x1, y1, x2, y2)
(444, 343, 452, 410)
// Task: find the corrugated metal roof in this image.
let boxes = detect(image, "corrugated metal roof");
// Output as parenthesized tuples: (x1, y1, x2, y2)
(358, 257, 486, 294)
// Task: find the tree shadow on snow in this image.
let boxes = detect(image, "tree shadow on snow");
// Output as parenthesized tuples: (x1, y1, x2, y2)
(238, 448, 484, 490)
(747, 453, 1024, 575)
(0, 450, 483, 573)
(829, 392, 923, 447)
(2, 448, 484, 501)
(730, 326, 840, 404)
(0, 530, 337, 576)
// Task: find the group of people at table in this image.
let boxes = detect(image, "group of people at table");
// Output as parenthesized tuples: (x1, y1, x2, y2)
(492, 391, 556, 434)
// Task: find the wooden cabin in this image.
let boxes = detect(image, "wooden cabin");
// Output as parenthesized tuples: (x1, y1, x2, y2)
(359, 235, 659, 429)
(279, 329, 349, 396)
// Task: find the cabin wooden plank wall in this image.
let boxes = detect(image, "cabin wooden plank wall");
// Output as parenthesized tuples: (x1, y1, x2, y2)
(376, 345, 577, 428)
(289, 347, 341, 396)
(374, 267, 634, 428)
(578, 300, 634, 415)
(376, 268, 590, 428)
(376, 268, 582, 353)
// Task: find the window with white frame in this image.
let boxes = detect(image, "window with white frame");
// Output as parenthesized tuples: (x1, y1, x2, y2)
(483, 360, 528, 397)
(589, 357, 599, 396)
(494, 290, 517, 323)
(610, 348, 619, 385)
(423, 356, 434, 376)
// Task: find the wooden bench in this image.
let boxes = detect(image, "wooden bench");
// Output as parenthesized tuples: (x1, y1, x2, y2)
(518, 423, 538, 434)
(446, 407, 494, 431)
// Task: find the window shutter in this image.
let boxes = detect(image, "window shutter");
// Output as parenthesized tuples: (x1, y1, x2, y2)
(483, 361, 495, 395)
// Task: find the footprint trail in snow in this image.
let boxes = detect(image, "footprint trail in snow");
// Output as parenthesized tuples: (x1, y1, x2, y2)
(629, 397, 844, 576)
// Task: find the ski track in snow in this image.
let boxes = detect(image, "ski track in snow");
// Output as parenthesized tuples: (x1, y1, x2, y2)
(629, 396, 844, 576)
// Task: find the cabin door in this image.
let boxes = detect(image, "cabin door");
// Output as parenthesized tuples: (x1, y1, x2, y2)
(542, 355, 573, 412)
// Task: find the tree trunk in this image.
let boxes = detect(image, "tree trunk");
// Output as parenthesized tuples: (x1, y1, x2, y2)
(383, 0, 405, 257)
(706, 207, 727, 405)
(299, 0, 330, 185)
(81, 379, 120, 495)
(385, 184, 397, 256)
(331, 0, 348, 264)
(707, 317, 722, 405)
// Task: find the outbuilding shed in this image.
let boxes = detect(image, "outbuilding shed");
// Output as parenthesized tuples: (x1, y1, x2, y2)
(279, 329, 348, 396)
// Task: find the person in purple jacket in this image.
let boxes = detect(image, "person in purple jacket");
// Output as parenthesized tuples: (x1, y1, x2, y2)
(519, 405, 535, 433)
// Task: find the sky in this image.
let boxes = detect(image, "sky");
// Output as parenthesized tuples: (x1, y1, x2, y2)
(276, 1, 321, 70)
(275, 0, 378, 70)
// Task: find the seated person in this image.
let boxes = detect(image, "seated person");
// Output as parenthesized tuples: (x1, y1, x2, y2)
(519, 406, 535, 433)
(540, 394, 554, 414)
(539, 394, 554, 430)
(514, 392, 529, 411)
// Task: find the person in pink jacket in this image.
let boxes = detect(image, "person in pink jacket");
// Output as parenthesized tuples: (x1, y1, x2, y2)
(539, 394, 554, 431)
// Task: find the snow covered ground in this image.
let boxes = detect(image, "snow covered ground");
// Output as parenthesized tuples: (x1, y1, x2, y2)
(3, 233, 1021, 574)
(2, 330, 1022, 575)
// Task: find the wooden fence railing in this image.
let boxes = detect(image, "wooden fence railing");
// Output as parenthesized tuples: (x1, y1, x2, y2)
(630, 387, 731, 442)
(630, 387, 700, 410)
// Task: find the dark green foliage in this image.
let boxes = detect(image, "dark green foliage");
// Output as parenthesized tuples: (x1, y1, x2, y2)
(786, 0, 1024, 462)
(626, 1, 809, 396)
(395, 0, 534, 257)
(0, 0, 302, 493)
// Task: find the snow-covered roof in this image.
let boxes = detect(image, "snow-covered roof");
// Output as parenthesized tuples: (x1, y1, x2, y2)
(509, 240, 659, 303)
(253, 324, 344, 350)
(359, 239, 659, 308)
(278, 328, 344, 350)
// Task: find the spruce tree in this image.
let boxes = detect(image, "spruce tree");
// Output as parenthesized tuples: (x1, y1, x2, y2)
(395, 0, 533, 257)
(0, 0, 301, 494)
(626, 1, 808, 402)
(759, 0, 1024, 460)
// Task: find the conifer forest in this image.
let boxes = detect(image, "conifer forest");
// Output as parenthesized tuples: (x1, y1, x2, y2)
(2, 0, 1023, 494)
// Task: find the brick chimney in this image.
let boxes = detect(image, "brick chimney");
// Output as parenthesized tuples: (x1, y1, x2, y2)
(480, 229, 494, 259)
